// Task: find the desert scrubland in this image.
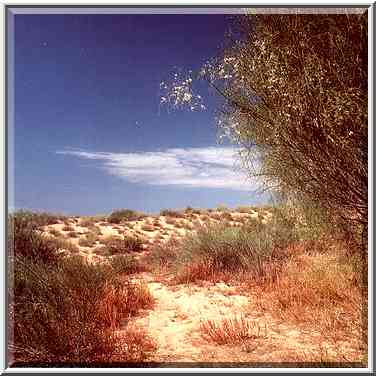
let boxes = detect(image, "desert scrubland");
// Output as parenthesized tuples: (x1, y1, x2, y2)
(8, 205, 367, 366)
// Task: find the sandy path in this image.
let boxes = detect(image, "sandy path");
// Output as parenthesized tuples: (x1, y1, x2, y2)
(127, 272, 251, 362)
(124, 272, 352, 364)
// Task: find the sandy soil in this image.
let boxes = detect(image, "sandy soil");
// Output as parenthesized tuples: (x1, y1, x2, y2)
(40, 209, 364, 365)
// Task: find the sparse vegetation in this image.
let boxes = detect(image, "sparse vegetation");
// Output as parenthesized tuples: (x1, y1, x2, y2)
(164, 217, 177, 226)
(215, 205, 229, 212)
(80, 216, 107, 227)
(140, 237, 180, 270)
(93, 246, 112, 257)
(67, 231, 78, 238)
(110, 254, 146, 274)
(141, 224, 155, 232)
(160, 209, 185, 218)
(49, 228, 61, 237)
(62, 224, 75, 232)
(78, 232, 98, 247)
(9, 203, 366, 364)
(236, 206, 254, 213)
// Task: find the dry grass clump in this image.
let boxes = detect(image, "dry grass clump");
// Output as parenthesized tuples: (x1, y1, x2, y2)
(112, 329, 157, 363)
(139, 238, 181, 271)
(110, 255, 147, 275)
(173, 221, 185, 229)
(164, 217, 177, 226)
(209, 213, 222, 220)
(152, 220, 161, 228)
(252, 243, 365, 342)
(160, 209, 185, 218)
(55, 238, 80, 254)
(80, 215, 107, 227)
(215, 205, 229, 212)
(97, 279, 154, 329)
(220, 212, 233, 221)
(141, 224, 155, 232)
(236, 206, 254, 213)
(93, 245, 112, 257)
(200, 316, 267, 345)
(67, 231, 78, 238)
(78, 232, 98, 247)
(62, 224, 75, 232)
(185, 206, 206, 215)
(124, 222, 135, 229)
(49, 228, 61, 237)
(100, 235, 143, 255)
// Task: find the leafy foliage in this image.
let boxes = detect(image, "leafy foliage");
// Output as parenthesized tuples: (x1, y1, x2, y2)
(161, 12, 368, 251)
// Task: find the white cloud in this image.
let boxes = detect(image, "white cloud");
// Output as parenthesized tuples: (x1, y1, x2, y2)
(57, 146, 261, 191)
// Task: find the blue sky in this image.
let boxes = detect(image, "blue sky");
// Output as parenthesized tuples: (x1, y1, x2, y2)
(12, 13, 269, 215)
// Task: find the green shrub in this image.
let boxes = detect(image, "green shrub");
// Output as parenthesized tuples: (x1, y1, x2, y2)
(108, 209, 144, 224)
(11, 255, 111, 363)
(10, 255, 155, 364)
(179, 225, 275, 275)
(171, 210, 304, 283)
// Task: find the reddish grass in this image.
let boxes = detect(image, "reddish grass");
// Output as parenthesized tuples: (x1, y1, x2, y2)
(200, 316, 267, 345)
(250, 242, 365, 345)
(97, 280, 154, 330)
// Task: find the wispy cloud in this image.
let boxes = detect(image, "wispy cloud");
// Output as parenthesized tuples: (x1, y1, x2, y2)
(57, 147, 261, 191)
